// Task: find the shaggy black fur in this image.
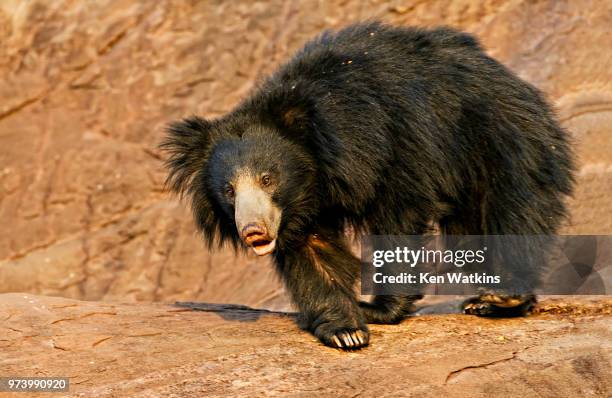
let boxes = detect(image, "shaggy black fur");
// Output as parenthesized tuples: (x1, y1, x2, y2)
(162, 22, 574, 349)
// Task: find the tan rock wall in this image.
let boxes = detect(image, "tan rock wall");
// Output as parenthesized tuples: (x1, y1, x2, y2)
(1, 0, 611, 305)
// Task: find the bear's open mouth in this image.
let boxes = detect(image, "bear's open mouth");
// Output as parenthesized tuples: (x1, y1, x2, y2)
(250, 238, 276, 256)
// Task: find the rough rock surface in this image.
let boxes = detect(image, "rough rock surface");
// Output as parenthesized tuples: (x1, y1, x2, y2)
(0, 294, 610, 397)
(1, 0, 612, 305)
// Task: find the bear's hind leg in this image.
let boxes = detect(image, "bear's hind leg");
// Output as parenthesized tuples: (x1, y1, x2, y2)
(439, 210, 542, 318)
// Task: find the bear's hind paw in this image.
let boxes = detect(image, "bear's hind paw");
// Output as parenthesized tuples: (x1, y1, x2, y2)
(462, 294, 536, 317)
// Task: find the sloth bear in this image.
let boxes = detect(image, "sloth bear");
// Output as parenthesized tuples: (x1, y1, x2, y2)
(162, 22, 574, 349)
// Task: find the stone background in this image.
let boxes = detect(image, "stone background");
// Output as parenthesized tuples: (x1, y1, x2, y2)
(0, 0, 611, 308)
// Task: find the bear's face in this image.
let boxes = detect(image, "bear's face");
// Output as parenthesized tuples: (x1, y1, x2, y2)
(206, 129, 317, 255)
(162, 117, 319, 254)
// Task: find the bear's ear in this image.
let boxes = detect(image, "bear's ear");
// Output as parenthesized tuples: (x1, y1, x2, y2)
(160, 116, 213, 196)
(278, 103, 312, 132)
(265, 86, 317, 134)
(160, 116, 240, 250)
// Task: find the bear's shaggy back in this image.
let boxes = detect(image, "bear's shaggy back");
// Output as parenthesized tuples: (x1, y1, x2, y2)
(232, 21, 574, 237)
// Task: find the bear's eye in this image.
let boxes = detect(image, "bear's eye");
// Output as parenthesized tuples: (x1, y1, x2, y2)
(225, 185, 235, 198)
(261, 174, 271, 187)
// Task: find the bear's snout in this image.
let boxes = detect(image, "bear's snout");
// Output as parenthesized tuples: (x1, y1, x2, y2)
(233, 174, 281, 256)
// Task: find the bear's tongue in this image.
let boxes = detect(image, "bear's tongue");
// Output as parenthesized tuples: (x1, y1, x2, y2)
(250, 238, 276, 256)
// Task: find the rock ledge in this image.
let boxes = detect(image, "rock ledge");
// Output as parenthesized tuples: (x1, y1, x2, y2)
(1, 294, 610, 397)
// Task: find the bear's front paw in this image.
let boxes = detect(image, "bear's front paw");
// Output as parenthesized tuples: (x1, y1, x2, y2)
(314, 323, 370, 350)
